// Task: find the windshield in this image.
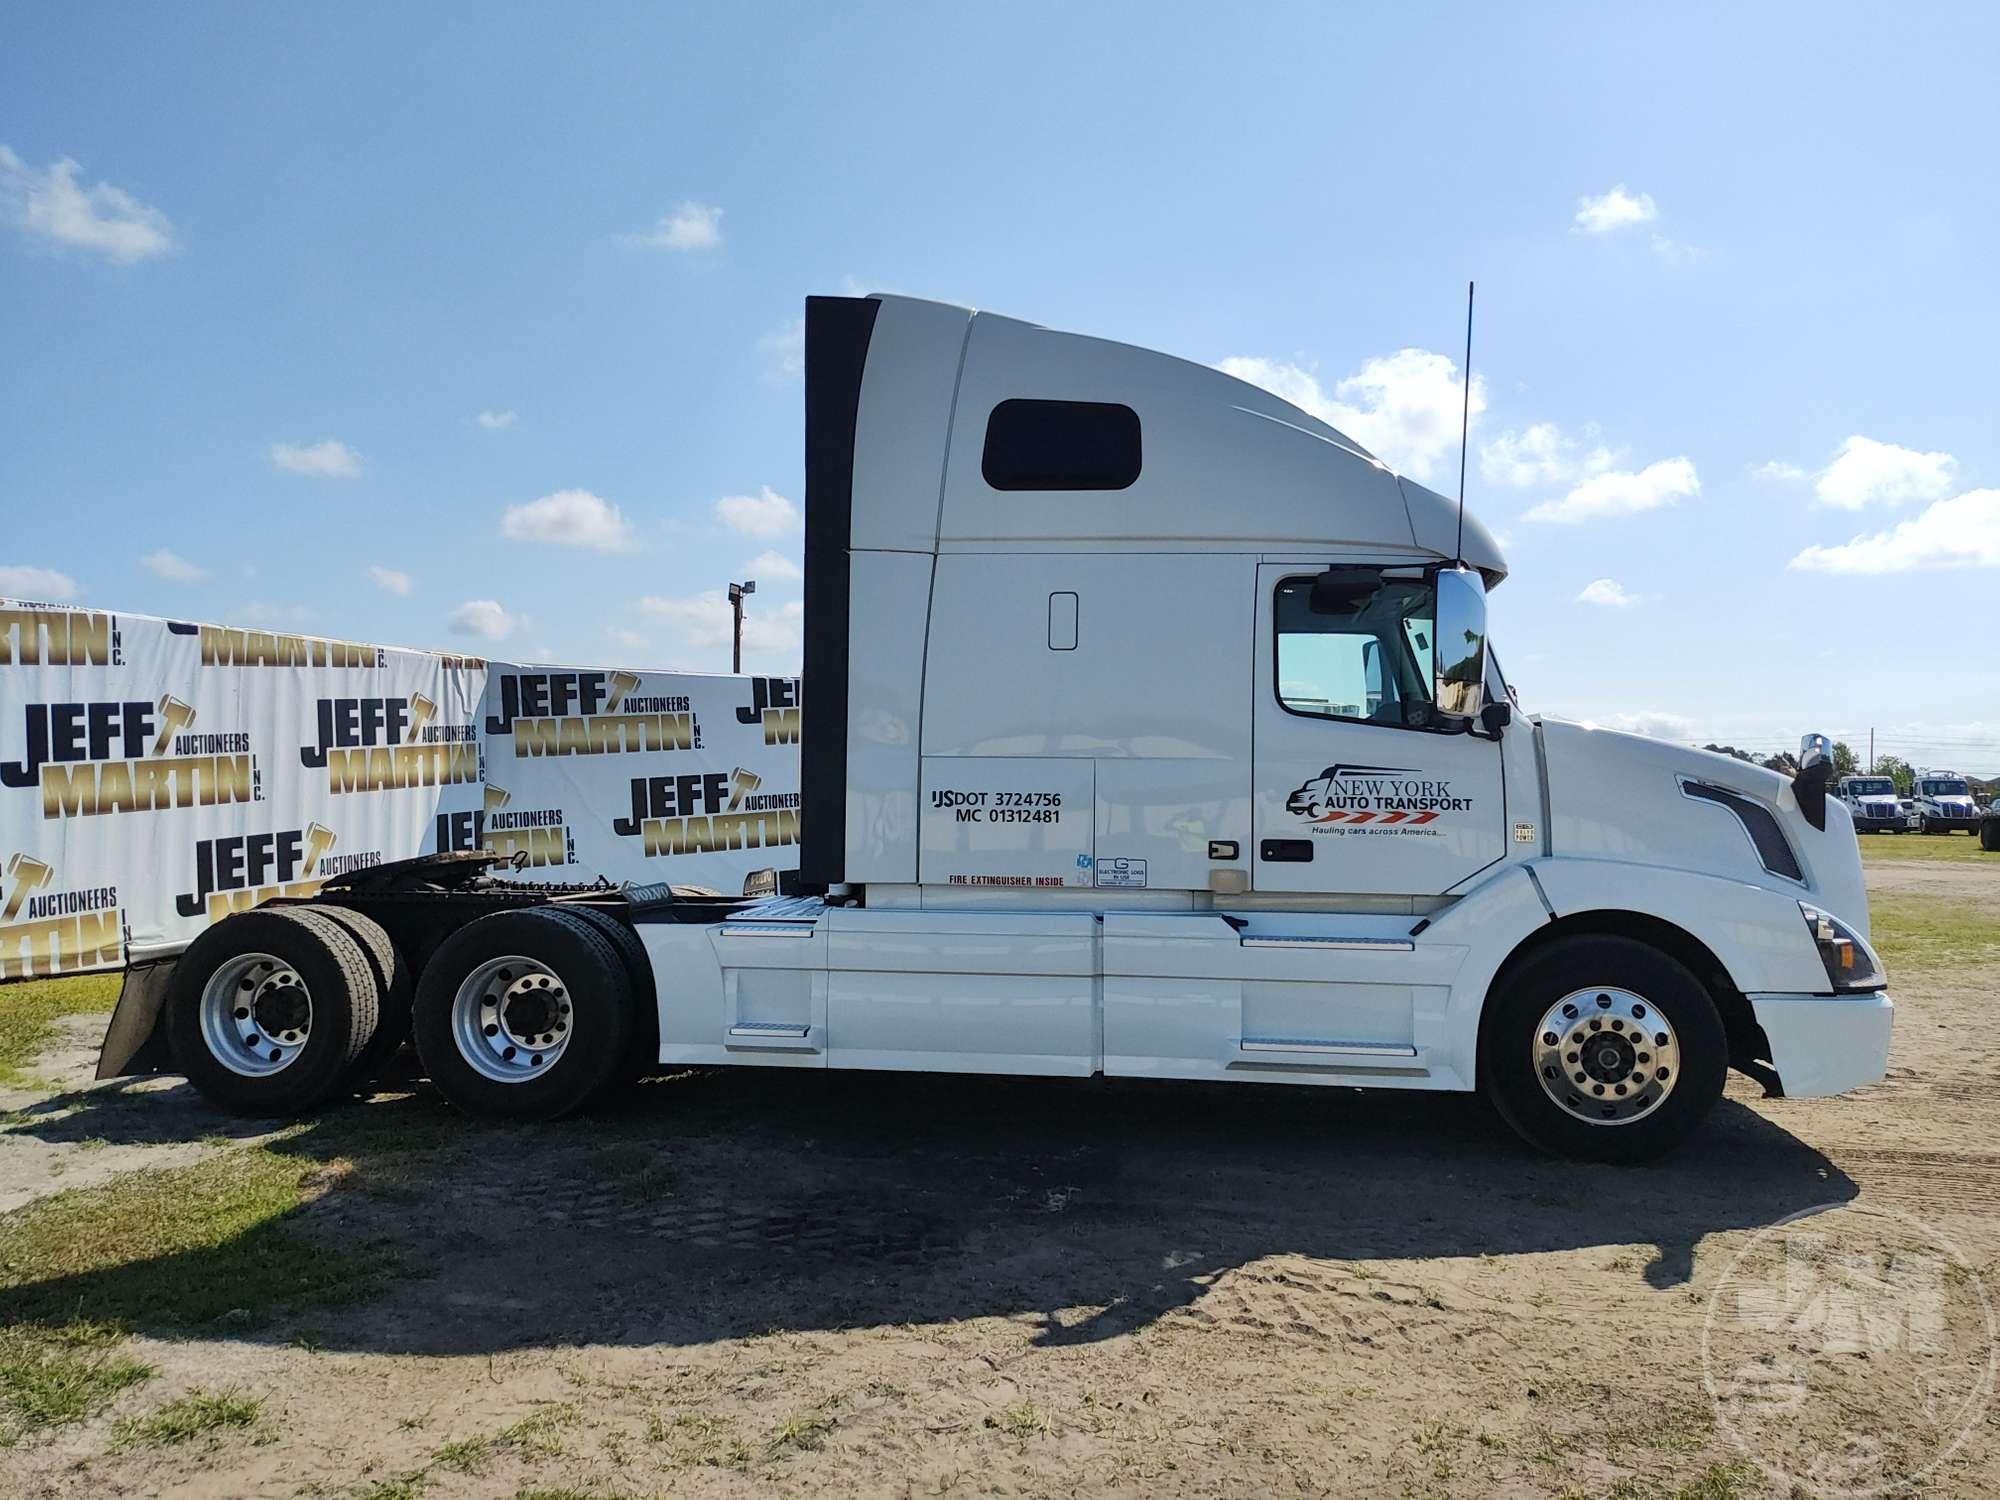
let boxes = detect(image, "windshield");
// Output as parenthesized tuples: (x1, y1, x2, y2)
(1847, 779, 1894, 797)
(1920, 779, 1970, 797)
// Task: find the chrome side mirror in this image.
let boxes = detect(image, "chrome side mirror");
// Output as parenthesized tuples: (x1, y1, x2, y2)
(1433, 567, 1488, 720)
(1795, 731, 1833, 832)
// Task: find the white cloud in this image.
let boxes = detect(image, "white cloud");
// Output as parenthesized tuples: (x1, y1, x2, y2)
(449, 598, 517, 640)
(1480, 422, 1620, 489)
(0, 145, 176, 263)
(271, 439, 363, 479)
(501, 489, 636, 551)
(1752, 460, 1808, 482)
(141, 548, 207, 583)
(1599, 710, 1695, 740)
(1789, 488, 2000, 575)
(1812, 435, 1956, 510)
(1573, 184, 1659, 234)
(713, 486, 800, 539)
(605, 626, 649, 651)
(631, 200, 723, 253)
(240, 602, 311, 626)
(0, 564, 79, 601)
(743, 548, 803, 583)
(367, 564, 413, 597)
(1576, 578, 1641, 607)
(1217, 349, 1485, 484)
(760, 318, 804, 382)
(639, 590, 805, 659)
(476, 410, 517, 431)
(1524, 457, 1700, 524)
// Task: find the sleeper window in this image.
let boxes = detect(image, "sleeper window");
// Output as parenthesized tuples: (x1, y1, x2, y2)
(981, 399, 1142, 491)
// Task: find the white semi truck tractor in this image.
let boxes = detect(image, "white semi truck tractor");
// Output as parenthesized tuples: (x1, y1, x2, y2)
(97, 295, 1894, 1162)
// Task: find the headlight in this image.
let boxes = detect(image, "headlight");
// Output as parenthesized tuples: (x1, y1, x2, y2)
(1799, 902, 1886, 992)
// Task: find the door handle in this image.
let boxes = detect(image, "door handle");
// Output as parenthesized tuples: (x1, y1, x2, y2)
(1259, 838, 1313, 863)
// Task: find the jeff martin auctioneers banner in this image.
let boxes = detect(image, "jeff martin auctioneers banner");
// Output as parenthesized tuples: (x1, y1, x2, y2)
(0, 598, 802, 980)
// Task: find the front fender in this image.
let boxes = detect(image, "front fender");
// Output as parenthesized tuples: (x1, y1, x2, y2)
(1529, 858, 1827, 996)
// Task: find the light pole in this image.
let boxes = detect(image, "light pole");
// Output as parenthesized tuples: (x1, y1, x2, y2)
(727, 579, 756, 673)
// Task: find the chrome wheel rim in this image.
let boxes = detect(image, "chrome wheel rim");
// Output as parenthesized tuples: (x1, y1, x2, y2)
(199, 951, 313, 1077)
(1532, 986, 1681, 1126)
(451, 954, 572, 1084)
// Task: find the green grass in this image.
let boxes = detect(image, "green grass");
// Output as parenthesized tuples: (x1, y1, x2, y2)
(770, 1409, 833, 1453)
(0, 1324, 153, 1439)
(0, 973, 119, 1086)
(112, 1386, 262, 1447)
(0, 1142, 385, 1335)
(1859, 829, 1995, 864)
(432, 1434, 495, 1472)
(1869, 892, 2000, 976)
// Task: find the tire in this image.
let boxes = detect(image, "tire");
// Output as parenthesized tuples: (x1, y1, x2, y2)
(1981, 818, 2000, 853)
(164, 907, 381, 1117)
(412, 906, 634, 1120)
(557, 904, 659, 1081)
(313, 905, 413, 1089)
(1480, 935, 1727, 1163)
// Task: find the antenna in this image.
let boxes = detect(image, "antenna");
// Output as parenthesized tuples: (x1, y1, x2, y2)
(1455, 279, 1474, 566)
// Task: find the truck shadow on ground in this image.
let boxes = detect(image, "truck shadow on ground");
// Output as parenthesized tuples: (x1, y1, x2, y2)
(3, 1065, 1856, 1354)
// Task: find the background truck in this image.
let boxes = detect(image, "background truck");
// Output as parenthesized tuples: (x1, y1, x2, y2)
(95, 293, 1895, 1163)
(1911, 770, 1981, 833)
(1837, 774, 1915, 833)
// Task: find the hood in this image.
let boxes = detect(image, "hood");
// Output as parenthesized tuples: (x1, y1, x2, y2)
(1537, 717, 1868, 929)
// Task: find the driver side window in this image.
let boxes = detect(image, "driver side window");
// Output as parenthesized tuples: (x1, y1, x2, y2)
(1274, 571, 1439, 731)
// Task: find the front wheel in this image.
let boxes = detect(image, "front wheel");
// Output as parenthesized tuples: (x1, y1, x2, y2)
(1480, 935, 1727, 1163)
(412, 906, 635, 1120)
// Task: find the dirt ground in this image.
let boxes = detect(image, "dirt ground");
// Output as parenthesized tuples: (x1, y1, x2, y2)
(2, 852, 1997, 1499)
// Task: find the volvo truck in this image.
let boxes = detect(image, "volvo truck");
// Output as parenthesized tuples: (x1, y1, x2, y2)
(96, 294, 1894, 1162)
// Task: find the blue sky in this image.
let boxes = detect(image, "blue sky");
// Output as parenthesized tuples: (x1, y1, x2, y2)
(4, 3, 1997, 771)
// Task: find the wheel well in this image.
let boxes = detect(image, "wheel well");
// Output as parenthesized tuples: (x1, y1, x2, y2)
(1490, 909, 1776, 1087)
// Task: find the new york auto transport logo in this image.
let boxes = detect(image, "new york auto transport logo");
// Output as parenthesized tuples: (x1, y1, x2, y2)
(1284, 763, 1472, 829)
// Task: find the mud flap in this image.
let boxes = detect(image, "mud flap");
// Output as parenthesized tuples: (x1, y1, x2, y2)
(95, 955, 180, 1080)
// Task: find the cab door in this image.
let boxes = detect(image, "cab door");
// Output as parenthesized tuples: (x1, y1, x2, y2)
(1251, 563, 1505, 895)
